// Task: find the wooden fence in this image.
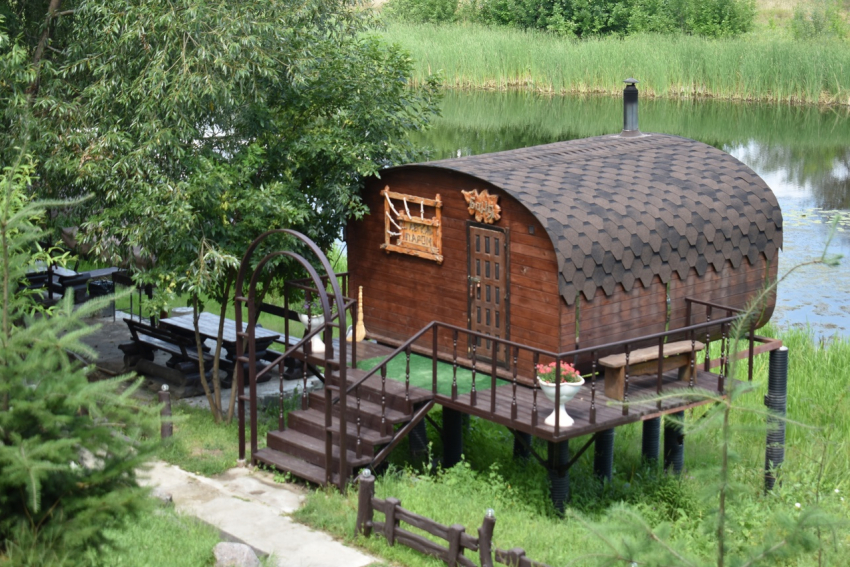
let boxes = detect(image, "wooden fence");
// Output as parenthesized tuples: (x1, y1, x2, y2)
(356, 471, 551, 567)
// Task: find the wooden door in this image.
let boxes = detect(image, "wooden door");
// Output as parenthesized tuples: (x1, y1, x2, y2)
(467, 223, 509, 365)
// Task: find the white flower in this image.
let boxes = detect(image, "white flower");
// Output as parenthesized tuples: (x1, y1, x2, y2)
(835, 488, 840, 494)
(795, 502, 801, 509)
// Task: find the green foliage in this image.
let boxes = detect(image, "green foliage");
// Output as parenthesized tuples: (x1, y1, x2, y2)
(0, 154, 160, 564)
(383, 0, 756, 38)
(791, 0, 847, 40)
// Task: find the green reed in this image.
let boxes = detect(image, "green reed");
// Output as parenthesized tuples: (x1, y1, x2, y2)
(379, 23, 850, 105)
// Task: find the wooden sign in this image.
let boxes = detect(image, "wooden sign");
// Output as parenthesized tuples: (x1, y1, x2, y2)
(381, 187, 443, 264)
(462, 189, 501, 224)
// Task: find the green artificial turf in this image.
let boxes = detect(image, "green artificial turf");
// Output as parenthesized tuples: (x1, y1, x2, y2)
(357, 352, 492, 396)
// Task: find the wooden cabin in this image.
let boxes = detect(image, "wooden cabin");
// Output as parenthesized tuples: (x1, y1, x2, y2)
(347, 132, 782, 382)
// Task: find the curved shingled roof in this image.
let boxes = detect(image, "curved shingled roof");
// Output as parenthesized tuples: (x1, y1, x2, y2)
(396, 133, 782, 305)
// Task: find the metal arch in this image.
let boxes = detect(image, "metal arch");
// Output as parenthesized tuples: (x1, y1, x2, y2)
(234, 229, 349, 489)
(240, 250, 332, 461)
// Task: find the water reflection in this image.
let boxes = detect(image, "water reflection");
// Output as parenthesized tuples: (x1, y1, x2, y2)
(410, 91, 850, 336)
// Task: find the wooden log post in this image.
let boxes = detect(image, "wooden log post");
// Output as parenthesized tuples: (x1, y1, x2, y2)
(478, 509, 496, 567)
(385, 497, 401, 546)
(446, 524, 465, 567)
(496, 547, 529, 567)
(356, 469, 375, 537)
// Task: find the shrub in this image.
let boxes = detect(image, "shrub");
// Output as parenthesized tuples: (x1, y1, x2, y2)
(383, 0, 757, 38)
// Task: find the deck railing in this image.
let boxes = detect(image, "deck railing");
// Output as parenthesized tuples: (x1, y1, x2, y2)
(344, 299, 763, 450)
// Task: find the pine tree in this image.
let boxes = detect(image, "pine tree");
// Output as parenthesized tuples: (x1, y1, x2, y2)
(0, 153, 160, 564)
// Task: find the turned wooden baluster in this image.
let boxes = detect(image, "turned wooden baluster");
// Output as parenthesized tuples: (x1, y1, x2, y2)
(531, 352, 539, 427)
(510, 346, 518, 421)
(689, 330, 696, 389)
(590, 352, 597, 424)
(279, 360, 285, 431)
(490, 339, 498, 414)
(356, 386, 362, 460)
(470, 336, 478, 407)
(622, 344, 631, 416)
(301, 342, 309, 411)
(451, 330, 459, 401)
(380, 364, 388, 436)
(405, 345, 411, 404)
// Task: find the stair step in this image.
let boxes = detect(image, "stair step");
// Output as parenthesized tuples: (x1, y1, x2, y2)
(309, 390, 409, 433)
(267, 429, 372, 470)
(287, 409, 392, 454)
(253, 448, 338, 487)
(341, 368, 434, 412)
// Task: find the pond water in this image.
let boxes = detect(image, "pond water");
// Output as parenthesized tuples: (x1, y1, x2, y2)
(410, 91, 850, 337)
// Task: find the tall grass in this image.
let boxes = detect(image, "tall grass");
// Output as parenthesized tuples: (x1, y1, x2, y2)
(296, 326, 850, 566)
(379, 23, 850, 105)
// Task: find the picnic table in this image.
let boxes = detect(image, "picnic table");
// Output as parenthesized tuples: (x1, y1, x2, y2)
(159, 312, 282, 368)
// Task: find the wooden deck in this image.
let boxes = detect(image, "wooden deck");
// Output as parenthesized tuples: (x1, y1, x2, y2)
(347, 338, 725, 443)
(438, 369, 723, 442)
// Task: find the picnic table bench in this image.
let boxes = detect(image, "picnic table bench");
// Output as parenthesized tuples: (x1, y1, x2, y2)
(598, 339, 705, 401)
(119, 318, 213, 374)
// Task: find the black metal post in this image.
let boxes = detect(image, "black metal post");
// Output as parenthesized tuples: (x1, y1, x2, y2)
(442, 407, 464, 468)
(642, 417, 661, 465)
(663, 411, 685, 474)
(159, 385, 172, 439)
(765, 346, 788, 492)
(548, 440, 570, 514)
(593, 428, 615, 483)
(512, 430, 532, 461)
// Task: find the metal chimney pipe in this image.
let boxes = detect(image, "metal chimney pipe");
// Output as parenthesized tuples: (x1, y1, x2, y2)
(622, 78, 640, 136)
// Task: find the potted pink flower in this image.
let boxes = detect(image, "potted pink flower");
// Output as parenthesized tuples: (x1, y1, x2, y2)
(536, 361, 584, 427)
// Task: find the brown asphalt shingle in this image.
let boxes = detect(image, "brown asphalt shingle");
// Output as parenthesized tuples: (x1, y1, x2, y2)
(391, 133, 782, 305)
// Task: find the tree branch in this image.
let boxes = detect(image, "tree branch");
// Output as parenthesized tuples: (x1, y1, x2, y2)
(28, 0, 64, 99)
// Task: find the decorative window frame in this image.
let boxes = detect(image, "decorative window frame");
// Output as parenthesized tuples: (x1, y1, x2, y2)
(380, 187, 443, 264)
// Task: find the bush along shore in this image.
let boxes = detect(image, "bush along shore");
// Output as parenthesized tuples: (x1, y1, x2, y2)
(377, 22, 850, 105)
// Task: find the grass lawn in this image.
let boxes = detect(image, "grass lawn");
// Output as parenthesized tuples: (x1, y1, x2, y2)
(144, 326, 850, 566)
(85, 506, 222, 567)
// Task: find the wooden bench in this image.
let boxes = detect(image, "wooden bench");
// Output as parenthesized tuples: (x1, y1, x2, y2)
(598, 340, 705, 401)
(119, 319, 213, 372)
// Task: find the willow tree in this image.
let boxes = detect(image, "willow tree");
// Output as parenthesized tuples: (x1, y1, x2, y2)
(3, 0, 439, 420)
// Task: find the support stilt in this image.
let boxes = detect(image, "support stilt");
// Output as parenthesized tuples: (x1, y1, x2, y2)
(765, 346, 788, 492)
(512, 430, 532, 461)
(547, 440, 570, 514)
(663, 411, 685, 474)
(442, 408, 464, 468)
(593, 428, 615, 483)
(409, 412, 429, 458)
(642, 417, 661, 465)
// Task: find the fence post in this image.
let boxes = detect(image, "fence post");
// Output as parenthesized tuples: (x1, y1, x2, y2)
(159, 385, 172, 439)
(385, 497, 400, 546)
(765, 346, 788, 492)
(478, 509, 496, 567)
(356, 469, 375, 537)
(446, 524, 465, 567)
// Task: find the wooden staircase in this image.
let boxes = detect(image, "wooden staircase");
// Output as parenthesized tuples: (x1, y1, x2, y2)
(254, 367, 434, 486)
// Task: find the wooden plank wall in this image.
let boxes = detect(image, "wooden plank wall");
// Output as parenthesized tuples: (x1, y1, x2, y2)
(348, 168, 561, 365)
(560, 253, 777, 356)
